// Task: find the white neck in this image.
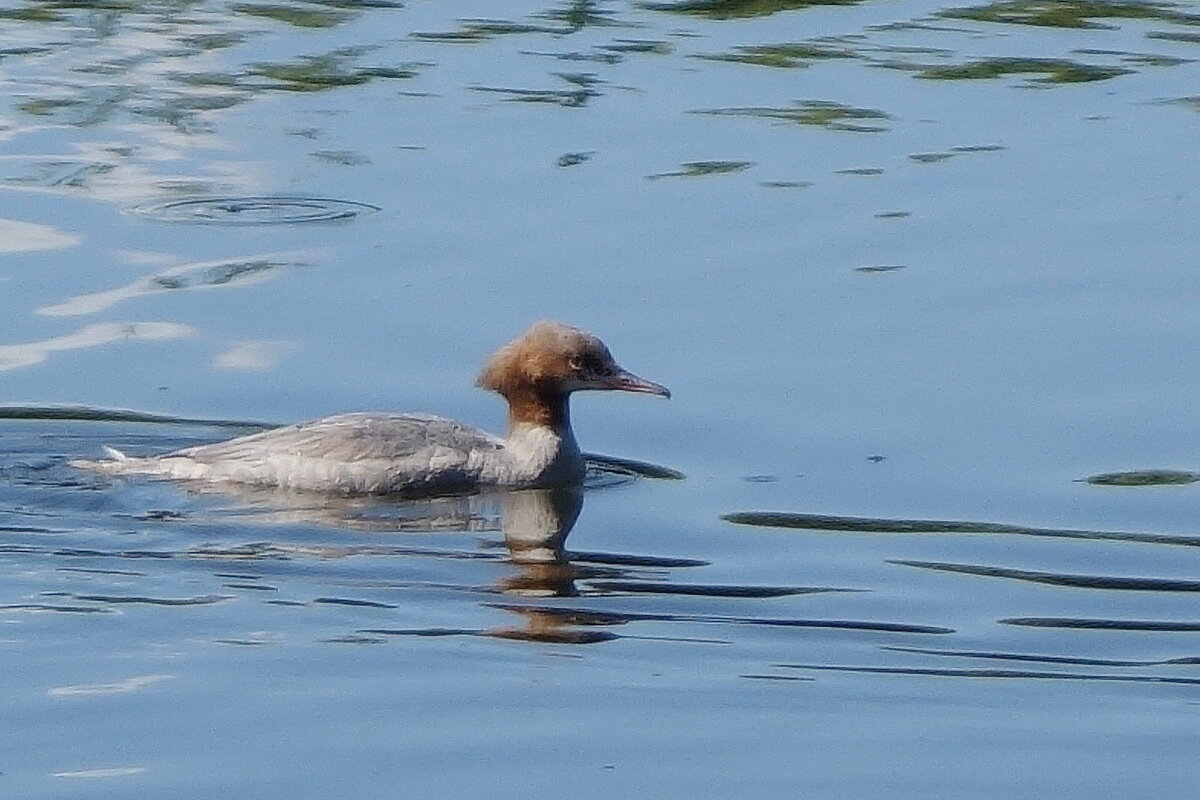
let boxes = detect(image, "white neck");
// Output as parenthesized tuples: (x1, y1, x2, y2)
(499, 422, 585, 486)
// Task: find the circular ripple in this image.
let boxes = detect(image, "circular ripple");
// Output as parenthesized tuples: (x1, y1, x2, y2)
(131, 196, 380, 225)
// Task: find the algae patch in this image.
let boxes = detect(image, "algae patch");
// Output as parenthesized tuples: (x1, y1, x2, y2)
(917, 57, 1134, 84)
(1083, 470, 1200, 486)
(247, 54, 418, 92)
(938, 1, 1200, 29)
(231, 3, 354, 28)
(647, 160, 754, 179)
(695, 42, 856, 68)
(641, 0, 873, 21)
(693, 100, 890, 132)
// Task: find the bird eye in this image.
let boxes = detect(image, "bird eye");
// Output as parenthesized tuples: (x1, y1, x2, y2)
(570, 354, 605, 374)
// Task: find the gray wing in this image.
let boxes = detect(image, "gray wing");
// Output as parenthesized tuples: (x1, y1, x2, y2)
(174, 413, 503, 464)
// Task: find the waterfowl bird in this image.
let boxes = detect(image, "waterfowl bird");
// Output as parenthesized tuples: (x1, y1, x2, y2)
(73, 321, 669, 495)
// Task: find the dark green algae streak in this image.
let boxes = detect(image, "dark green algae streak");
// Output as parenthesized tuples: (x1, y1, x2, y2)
(640, 0, 874, 21)
(937, 0, 1200, 29)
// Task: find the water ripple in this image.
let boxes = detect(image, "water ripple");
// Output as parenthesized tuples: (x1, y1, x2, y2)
(890, 559, 1200, 592)
(130, 196, 380, 225)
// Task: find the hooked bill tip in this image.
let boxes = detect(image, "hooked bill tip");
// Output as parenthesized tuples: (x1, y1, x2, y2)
(609, 369, 670, 399)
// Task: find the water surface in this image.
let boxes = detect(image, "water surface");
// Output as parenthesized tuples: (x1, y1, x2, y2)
(3, 1, 1200, 797)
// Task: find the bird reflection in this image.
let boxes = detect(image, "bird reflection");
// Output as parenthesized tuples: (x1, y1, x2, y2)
(494, 486, 584, 597)
(487, 487, 647, 643)
(174, 479, 635, 643)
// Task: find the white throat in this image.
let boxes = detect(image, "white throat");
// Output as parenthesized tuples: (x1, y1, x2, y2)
(500, 422, 584, 486)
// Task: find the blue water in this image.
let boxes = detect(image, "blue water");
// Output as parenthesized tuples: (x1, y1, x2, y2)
(3, 1, 1200, 797)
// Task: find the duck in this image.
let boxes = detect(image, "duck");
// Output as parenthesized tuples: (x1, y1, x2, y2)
(72, 321, 670, 495)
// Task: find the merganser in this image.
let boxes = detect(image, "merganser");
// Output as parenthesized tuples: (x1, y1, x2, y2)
(73, 321, 669, 495)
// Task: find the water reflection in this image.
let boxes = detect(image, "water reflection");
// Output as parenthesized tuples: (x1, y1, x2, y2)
(37, 251, 311, 316)
(0, 217, 80, 253)
(0, 321, 194, 372)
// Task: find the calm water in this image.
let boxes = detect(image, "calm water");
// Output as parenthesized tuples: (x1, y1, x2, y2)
(3, 0, 1200, 797)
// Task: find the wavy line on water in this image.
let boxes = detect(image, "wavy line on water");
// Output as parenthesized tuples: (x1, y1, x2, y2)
(772, 663, 1200, 685)
(0, 603, 113, 614)
(722, 510, 1200, 548)
(0, 405, 273, 430)
(889, 559, 1200, 592)
(482, 603, 953, 634)
(72, 593, 231, 606)
(584, 581, 857, 598)
(881, 645, 1200, 667)
(1001, 617, 1200, 631)
(568, 550, 709, 568)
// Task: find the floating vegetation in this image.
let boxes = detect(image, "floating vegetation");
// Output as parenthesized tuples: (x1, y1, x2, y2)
(695, 42, 856, 68)
(646, 160, 754, 179)
(158, 260, 271, 289)
(538, 0, 624, 29)
(471, 85, 598, 107)
(556, 151, 594, 167)
(176, 31, 250, 51)
(1160, 95, 1200, 110)
(693, 100, 890, 132)
(230, 3, 353, 28)
(524, 49, 625, 64)
(899, 145, 1005, 165)
(0, 158, 118, 191)
(130, 196, 380, 225)
(1083, 470, 1200, 486)
(310, 149, 371, 166)
(314, 0, 406, 7)
(874, 211, 912, 218)
(600, 39, 672, 54)
(411, 19, 569, 42)
(247, 54, 417, 91)
(910, 152, 957, 163)
(641, 0, 873, 21)
(855, 264, 906, 273)
(0, 5, 65, 22)
(1073, 47, 1192, 66)
(232, 0, 403, 25)
(760, 180, 814, 188)
(918, 57, 1134, 84)
(557, 71, 601, 87)
(836, 167, 884, 175)
(1147, 29, 1200, 44)
(409, 30, 490, 43)
(938, 0, 1200, 29)
(16, 97, 82, 116)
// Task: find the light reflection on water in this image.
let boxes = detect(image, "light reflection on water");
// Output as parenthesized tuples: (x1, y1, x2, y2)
(3, 0, 1200, 797)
